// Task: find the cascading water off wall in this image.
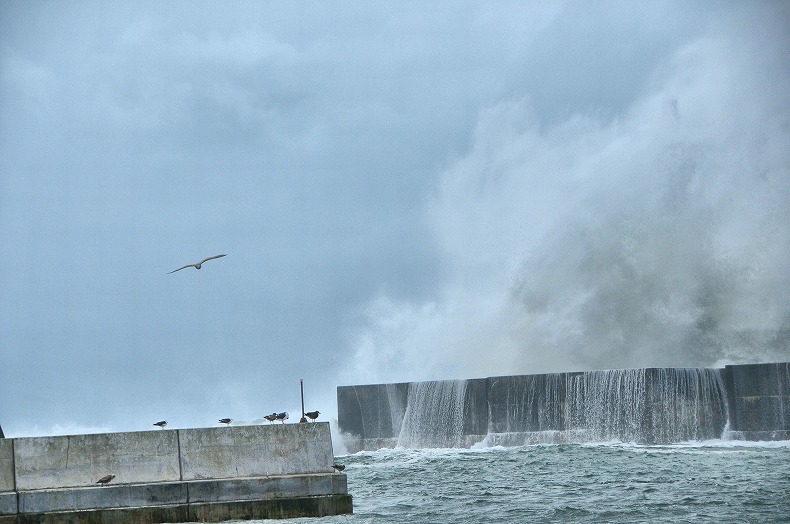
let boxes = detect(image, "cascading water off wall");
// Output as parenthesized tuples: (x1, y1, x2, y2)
(337, 363, 787, 451)
(564, 368, 728, 443)
(397, 369, 728, 446)
(396, 379, 468, 448)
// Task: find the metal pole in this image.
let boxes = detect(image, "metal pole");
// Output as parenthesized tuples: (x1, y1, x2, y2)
(300, 379, 307, 423)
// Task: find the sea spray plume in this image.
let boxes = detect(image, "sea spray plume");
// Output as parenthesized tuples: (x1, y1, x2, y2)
(347, 6, 790, 384)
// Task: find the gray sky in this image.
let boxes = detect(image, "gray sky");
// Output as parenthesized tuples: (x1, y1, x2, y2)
(1, 1, 788, 438)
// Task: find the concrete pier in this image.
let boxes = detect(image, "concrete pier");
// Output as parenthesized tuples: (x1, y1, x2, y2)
(0, 422, 352, 523)
(338, 362, 790, 451)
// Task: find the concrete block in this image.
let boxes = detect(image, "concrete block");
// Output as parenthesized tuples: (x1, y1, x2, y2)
(376, 383, 409, 439)
(487, 374, 572, 433)
(487, 375, 530, 433)
(16, 504, 190, 524)
(178, 423, 334, 481)
(337, 383, 409, 439)
(733, 396, 790, 432)
(18, 481, 187, 513)
(0, 440, 13, 492)
(0, 492, 17, 516)
(14, 430, 180, 491)
(187, 494, 353, 522)
(463, 379, 489, 436)
(726, 363, 790, 397)
(186, 473, 345, 503)
(336, 385, 366, 438)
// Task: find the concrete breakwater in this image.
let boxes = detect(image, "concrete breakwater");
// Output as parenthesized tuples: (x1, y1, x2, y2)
(0, 422, 352, 523)
(337, 362, 790, 452)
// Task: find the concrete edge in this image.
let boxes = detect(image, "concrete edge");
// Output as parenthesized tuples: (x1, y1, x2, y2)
(14, 473, 347, 514)
(11, 494, 353, 524)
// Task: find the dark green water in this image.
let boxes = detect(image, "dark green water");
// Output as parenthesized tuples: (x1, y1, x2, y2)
(286, 441, 790, 523)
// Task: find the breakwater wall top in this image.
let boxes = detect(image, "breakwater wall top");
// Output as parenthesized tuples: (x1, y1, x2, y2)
(337, 362, 790, 451)
(0, 423, 352, 522)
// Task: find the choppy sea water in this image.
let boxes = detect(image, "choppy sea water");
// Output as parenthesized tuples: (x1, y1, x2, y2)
(281, 440, 790, 524)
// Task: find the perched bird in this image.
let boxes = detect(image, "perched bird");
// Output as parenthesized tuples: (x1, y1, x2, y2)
(153, 421, 167, 429)
(264, 413, 278, 424)
(96, 474, 115, 485)
(305, 410, 320, 422)
(332, 464, 345, 472)
(275, 412, 289, 424)
(167, 254, 227, 274)
(218, 418, 232, 425)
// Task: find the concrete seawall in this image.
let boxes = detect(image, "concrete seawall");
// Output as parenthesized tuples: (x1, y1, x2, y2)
(338, 362, 790, 451)
(0, 422, 352, 523)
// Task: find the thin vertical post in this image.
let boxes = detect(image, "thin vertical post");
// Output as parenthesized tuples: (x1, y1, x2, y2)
(300, 379, 307, 423)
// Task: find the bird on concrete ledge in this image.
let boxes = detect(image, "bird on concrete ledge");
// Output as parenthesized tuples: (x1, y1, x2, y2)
(153, 421, 167, 429)
(305, 410, 320, 422)
(218, 418, 232, 425)
(96, 474, 115, 485)
(332, 464, 345, 472)
(275, 412, 289, 424)
(264, 413, 278, 424)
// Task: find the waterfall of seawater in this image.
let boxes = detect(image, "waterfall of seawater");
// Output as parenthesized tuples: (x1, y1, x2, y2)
(384, 383, 406, 438)
(397, 380, 468, 448)
(355, 369, 730, 450)
(563, 368, 728, 443)
(567, 369, 649, 442)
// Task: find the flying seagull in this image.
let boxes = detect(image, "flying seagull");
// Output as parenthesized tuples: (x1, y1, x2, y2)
(153, 421, 167, 429)
(305, 411, 320, 422)
(218, 418, 232, 425)
(96, 474, 115, 485)
(168, 254, 227, 274)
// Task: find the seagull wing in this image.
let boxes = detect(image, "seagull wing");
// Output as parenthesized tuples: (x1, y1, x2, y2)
(167, 264, 195, 274)
(198, 254, 227, 265)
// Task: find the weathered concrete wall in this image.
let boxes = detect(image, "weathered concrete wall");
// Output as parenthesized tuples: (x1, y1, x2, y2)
(0, 440, 13, 493)
(725, 362, 790, 440)
(335, 382, 409, 441)
(0, 440, 16, 522)
(339, 362, 789, 451)
(1, 422, 351, 522)
(14, 430, 180, 491)
(180, 424, 333, 480)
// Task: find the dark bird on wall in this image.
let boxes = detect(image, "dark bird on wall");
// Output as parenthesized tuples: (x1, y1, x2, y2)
(264, 413, 278, 423)
(275, 412, 289, 424)
(305, 411, 320, 422)
(168, 254, 227, 274)
(96, 474, 115, 485)
(218, 418, 232, 425)
(153, 421, 167, 429)
(332, 464, 345, 472)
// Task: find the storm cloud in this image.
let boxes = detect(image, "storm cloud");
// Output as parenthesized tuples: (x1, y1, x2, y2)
(1, 1, 787, 437)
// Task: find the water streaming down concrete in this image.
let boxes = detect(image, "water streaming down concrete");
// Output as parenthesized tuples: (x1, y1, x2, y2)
(337, 362, 789, 452)
(397, 380, 469, 448)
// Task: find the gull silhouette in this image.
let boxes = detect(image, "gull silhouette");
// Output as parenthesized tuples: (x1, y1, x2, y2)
(168, 254, 226, 274)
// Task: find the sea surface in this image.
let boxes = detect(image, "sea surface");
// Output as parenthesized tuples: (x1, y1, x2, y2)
(280, 440, 790, 524)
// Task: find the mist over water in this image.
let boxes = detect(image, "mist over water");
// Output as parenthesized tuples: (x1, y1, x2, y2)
(348, 7, 790, 385)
